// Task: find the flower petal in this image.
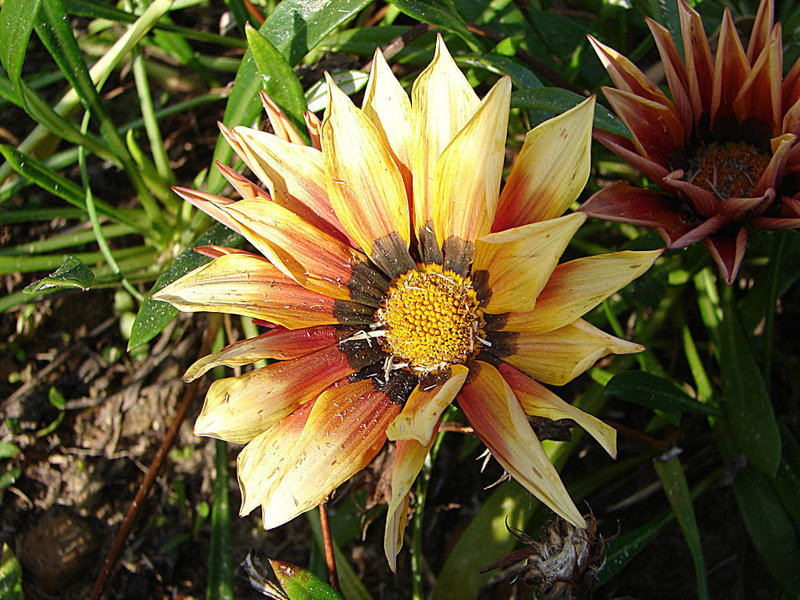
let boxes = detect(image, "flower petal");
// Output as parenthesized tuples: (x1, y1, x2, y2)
(488, 319, 643, 386)
(384, 438, 432, 571)
(733, 26, 783, 136)
(259, 91, 305, 145)
(662, 170, 718, 217)
(498, 250, 662, 334)
(755, 133, 797, 195)
(193, 340, 383, 443)
(474, 213, 587, 314)
(173, 186, 245, 236)
(183, 325, 344, 382)
(711, 8, 751, 128)
(458, 361, 585, 527)
(322, 73, 414, 278)
(493, 97, 595, 230)
(238, 401, 314, 517)
(746, 0, 775, 64)
(592, 131, 670, 183)
(151, 253, 375, 329)
(434, 76, 511, 275)
(679, 0, 715, 120)
(259, 379, 403, 529)
(224, 198, 388, 304)
(411, 34, 480, 263)
(363, 48, 414, 195)
(705, 227, 747, 285)
(498, 362, 616, 458)
(646, 17, 693, 131)
(386, 365, 469, 445)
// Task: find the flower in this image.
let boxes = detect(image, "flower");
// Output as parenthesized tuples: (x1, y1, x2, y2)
(152, 36, 659, 570)
(582, 0, 800, 284)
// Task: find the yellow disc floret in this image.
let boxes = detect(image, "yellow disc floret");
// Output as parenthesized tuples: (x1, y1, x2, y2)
(376, 266, 482, 374)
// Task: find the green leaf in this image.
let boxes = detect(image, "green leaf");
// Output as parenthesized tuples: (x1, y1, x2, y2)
(205, 0, 373, 194)
(0, 544, 23, 600)
(23, 255, 95, 293)
(0, 442, 20, 460)
(456, 53, 542, 89)
(597, 516, 670, 587)
(245, 23, 309, 140)
(0, 0, 41, 100)
(511, 87, 630, 138)
(128, 224, 243, 351)
(605, 371, 722, 416)
(389, 0, 481, 50)
(270, 560, 343, 600)
(207, 440, 234, 600)
(718, 296, 781, 475)
(653, 455, 708, 600)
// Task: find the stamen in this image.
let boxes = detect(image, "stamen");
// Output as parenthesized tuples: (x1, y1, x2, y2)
(686, 141, 770, 201)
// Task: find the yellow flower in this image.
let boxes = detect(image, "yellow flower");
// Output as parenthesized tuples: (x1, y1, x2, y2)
(153, 36, 659, 570)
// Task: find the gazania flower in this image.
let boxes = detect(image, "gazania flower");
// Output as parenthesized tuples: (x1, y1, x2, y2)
(582, 0, 800, 283)
(153, 36, 659, 570)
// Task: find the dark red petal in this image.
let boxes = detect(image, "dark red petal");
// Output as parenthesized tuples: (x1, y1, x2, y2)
(704, 227, 748, 284)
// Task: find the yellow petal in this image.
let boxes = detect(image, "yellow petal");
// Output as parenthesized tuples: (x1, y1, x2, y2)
(321, 73, 413, 278)
(434, 76, 511, 274)
(386, 365, 469, 444)
(492, 319, 643, 386)
(411, 34, 480, 261)
(473, 213, 586, 314)
(494, 96, 595, 229)
(501, 250, 662, 333)
(498, 362, 616, 458)
(259, 380, 402, 529)
(458, 361, 585, 527)
(259, 90, 305, 145)
(363, 48, 413, 192)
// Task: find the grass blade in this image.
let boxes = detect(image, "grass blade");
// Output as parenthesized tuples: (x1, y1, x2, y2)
(0, 0, 41, 100)
(207, 440, 234, 600)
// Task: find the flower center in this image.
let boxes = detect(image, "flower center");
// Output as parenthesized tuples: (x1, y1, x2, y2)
(376, 268, 481, 374)
(688, 141, 770, 200)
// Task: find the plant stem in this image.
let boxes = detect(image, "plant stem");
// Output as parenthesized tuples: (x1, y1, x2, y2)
(318, 503, 340, 592)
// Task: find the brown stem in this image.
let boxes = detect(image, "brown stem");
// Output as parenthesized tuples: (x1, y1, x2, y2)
(89, 315, 220, 600)
(319, 502, 340, 592)
(439, 421, 474, 434)
(607, 421, 680, 453)
(361, 23, 432, 72)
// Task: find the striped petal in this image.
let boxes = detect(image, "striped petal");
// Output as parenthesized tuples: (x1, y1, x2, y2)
(458, 361, 585, 527)
(746, 0, 775, 64)
(498, 362, 616, 458)
(488, 319, 643, 386)
(151, 253, 375, 329)
(434, 76, 511, 275)
(498, 250, 661, 334)
(173, 187, 245, 236)
(183, 325, 344, 382)
(363, 48, 414, 194)
(259, 379, 402, 529)
(493, 97, 595, 230)
(679, 0, 715, 120)
(646, 17, 693, 132)
(386, 365, 468, 445)
(711, 8, 751, 127)
(384, 438, 432, 571)
(733, 26, 783, 136)
(322, 73, 413, 278)
(705, 228, 747, 285)
(412, 34, 480, 263)
(592, 130, 671, 183)
(473, 213, 586, 314)
(193, 341, 382, 443)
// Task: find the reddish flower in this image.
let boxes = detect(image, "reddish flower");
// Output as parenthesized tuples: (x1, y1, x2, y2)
(583, 0, 800, 283)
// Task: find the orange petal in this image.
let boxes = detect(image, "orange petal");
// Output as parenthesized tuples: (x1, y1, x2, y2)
(498, 362, 616, 458)
(304, 110, 323, 150)
(733, 26, 783, 135)
(746, 0, 775, 64)
(499, 250, 661, 334)
(215, 163, 271, 200)
(458, 361, 585, 526)
(493, 97, 595, 230)
(488, 319, 643, 386)
(474, 213, 586, 314)
(183, 325, 342, 382)
(384, 437, 432, 571)
(151, 253, 375, 329)
(193, 341, 382, 443)
(679, 0, 715, 120)
(173, 186, 244, 236)
(259, 379, 402, 529)
(646, 17, 694, 131)
(259, 91, 305, 145)
(433, 76, 511, 274)
(755, 133, 796, 195)
(322, 73, 413, 278)
(711, 8, 751, 127)
(386, 365, 468, 445)
(411, 34, 480, 263)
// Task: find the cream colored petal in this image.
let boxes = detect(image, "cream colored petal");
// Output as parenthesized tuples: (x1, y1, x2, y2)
(151, 253, 374, 329)
(494, 96, 595, 230)
(434, 75, 511, 273)
(458, 361, 585, 527)
(498, 362, 616, 458)
(304, 110, 323, 150)
(260, 380, 402, 529)
(363, 48, 413, 193)
(473, 213, 586, 314)
(386, 365, 468, 444)
(384, 438, 432, 571)
(238, 401, 313, 516)
(501, 250, 662, 334)
(321, 73, 413, 278)
(411, 34, 480, 260)
(193, 344, 370, 443)
(492, 319, 643, 386)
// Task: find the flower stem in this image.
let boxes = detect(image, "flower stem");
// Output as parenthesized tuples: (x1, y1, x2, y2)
(318, 502, 339, 592)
